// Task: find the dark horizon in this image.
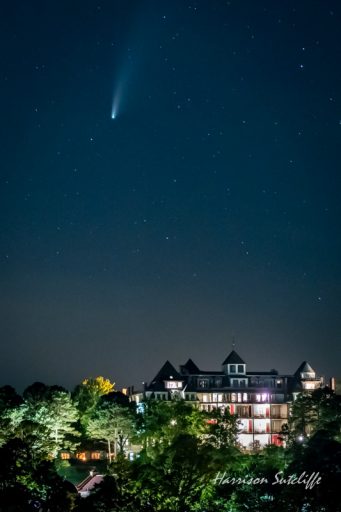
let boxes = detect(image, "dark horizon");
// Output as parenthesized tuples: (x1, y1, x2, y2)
(1, 0, 340, 393)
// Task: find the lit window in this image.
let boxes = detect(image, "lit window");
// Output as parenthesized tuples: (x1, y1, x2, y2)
(212, 394, 223, 402)
(91, 452, 100, 460)
(262, 393, 268, 402)
(61, 452, 70, 460)
(303, 382, 315, 390)
(256, 394, 261, 402)
(243, 393, 248, 402)
(165, 381, 182, 389)
(231, 393, 237, 402)
(77, 452, 87, 461)
(199, 379, 208, 388)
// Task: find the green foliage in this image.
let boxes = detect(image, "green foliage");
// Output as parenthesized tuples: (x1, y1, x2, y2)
(136, 398, 208, 455)
(73, 377, 115, 422)
(1, 382, 341, 511)
(286, 387, 341, 445)
(86, 401, 136, 461)
(134, 434, 216, 512)
(3, 386, 80, 459)
(203, 407, 239, 448)
(0, 386, 23, 447)
(0, 439, 78, 511)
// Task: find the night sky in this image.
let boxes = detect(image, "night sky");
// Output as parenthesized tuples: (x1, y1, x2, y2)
(1, 1, 340, 392)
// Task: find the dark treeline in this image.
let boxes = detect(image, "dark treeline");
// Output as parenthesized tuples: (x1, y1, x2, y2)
(0, 379, 341, 512)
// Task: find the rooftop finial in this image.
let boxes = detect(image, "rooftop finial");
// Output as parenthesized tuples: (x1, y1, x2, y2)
(232, 336, 236, 350)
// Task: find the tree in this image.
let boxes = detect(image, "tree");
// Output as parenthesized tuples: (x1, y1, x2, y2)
(73, 376, 115, 424)
(86, 402, 135, 462)
(0, 385, 22, 410)
(204, 406, 239, 449)
(0, 386, 22, 447)
(5, 386, 80, 459)
(286, 387, 341, 444)
(77, 455, 148, 512)
(136, 398, 208, 456)
(281, 431, 341, 512)
(134, 434, 216, 512)
(0, 439, 77, 512)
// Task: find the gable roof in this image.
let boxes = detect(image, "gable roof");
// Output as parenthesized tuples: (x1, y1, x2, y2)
(294, 361, 315, 377)
(181, 358, 201, 374)
(150, 360, 182, 384)
(222, 350, 245, 365)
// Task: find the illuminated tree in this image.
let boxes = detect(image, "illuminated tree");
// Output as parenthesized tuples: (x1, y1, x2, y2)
(134, 434, 215, 512)
(203, 406, 239, 449)
(86, 402, 135, 462)
(286, 387, 341, 444)
(73, 376, 115, 422)
(0, 385, 22, 447)
(136, 398, 208, 455)
(5, 387, 80, 459)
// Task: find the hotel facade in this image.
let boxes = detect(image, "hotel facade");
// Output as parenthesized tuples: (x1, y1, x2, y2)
(131, 350, 323, 449)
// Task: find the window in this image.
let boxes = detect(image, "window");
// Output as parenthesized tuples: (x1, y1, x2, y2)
(61, 452, 70, 460)
(232, 379, 239, 387)
(238, 364, 244, 373)
(237, 405, 251, 417)
(212, 393, 223, 402)
(303, 382, 316, 390)
(165, 381, 182, 389)
(301, 372, 315, 379)
(91, 452, 101, 460)
(229, 365, 236, 373)
(198, 379, 209, 388)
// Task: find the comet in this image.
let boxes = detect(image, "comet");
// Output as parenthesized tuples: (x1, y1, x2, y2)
(111, 80, 123, 120)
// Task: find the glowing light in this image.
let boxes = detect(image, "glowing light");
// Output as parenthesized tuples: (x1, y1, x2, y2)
(111, 80, 123, 120)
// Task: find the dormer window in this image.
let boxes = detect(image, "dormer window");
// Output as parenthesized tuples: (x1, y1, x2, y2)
(301, 372, 315, 380)
(222, 351, 246, 375)
(165, 381, 182, 389)
(227, 363, 245, 375)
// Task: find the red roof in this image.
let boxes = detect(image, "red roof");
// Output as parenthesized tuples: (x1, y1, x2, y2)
(76, 474, 104, 492)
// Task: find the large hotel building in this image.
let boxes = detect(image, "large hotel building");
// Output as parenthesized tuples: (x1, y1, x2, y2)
(131, 350, 323, 449)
